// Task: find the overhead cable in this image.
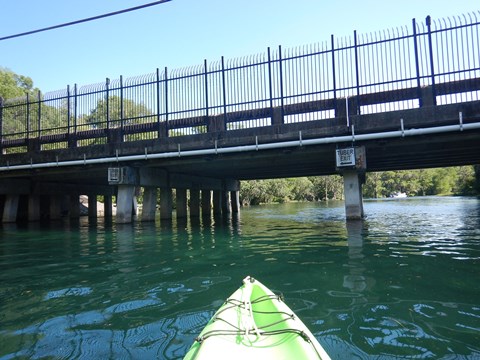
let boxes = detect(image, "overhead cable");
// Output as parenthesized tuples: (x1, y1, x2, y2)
(0, 0, 172, 41)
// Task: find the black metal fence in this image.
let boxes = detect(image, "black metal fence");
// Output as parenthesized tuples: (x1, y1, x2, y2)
(1, 12, 479, 153)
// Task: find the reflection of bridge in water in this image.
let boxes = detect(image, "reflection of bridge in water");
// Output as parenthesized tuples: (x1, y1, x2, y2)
(0, 14, 479, 223)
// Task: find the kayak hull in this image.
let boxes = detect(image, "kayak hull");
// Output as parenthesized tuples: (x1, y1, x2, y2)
(184, 276, 330, 360)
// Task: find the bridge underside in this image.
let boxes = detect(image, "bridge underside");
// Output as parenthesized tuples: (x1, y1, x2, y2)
(0, 101, 479, 222)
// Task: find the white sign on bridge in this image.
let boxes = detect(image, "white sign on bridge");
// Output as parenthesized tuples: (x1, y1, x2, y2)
(336, 148, 356, 167)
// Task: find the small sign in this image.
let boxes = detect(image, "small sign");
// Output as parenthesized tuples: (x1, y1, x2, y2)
(336, 148, 356, 167)
(108, 167, 122, 184)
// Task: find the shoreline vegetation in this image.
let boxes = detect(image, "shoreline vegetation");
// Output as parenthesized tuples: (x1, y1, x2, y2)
(239, 166, 479, 206)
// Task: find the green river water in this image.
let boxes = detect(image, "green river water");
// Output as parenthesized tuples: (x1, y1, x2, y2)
(0, 196, 479, 359)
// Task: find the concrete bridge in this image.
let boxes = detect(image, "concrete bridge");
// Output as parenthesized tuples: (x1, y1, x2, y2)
(1, 14, 479, 222)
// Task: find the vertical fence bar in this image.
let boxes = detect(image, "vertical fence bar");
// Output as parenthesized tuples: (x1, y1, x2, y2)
(67, 85, 71, 136)
(37, 90, 42, 138)
(120, 75, 124, 138)
(204, 59, 209, 118)
(278, 45, 285, 116)
(412, 18, 423, 107)
(156, 68, 161, 136)
(267, 47, 274, 115)
(426, 15, 437, 106)
(105, 78, 110, 131)
(331, 34, 338, 116)
(73, 84, 78, 141)
(0, 97, 3, 150)
(221, 56, 227, 123)
(354, 30, 361, 115)
(164, 67, 168, 126)
(26, 93, 30, 140)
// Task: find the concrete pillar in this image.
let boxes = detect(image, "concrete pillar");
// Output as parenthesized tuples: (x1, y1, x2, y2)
(176, 188, 188, 218)
(222, 191, 231, 214)
(116, 185, 135, 223)
(201, 190, 211, 216)
(104, 195, 112, 218)
(160, 187, 173, 219)
(88, 195, 97, 219)
(2, 195, 19, 223)
(141, 187, 157, 222)
(28, 195, 41, 222)
(190, 189, 200, 217)
(343, 170, 364, 220)
(50, 195, 63, 220)
(231, 191, 240, 213)
(212, 190, 222, 215)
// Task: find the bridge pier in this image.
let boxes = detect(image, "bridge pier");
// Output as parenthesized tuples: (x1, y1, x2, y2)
(116, 185, 135, 224)
(141, 187, 157, 221)
(342, 170, 364, 220)
(2, 195, 19, 223)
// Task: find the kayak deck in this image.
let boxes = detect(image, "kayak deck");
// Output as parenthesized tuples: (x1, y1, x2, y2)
(184, 276, 330, 359)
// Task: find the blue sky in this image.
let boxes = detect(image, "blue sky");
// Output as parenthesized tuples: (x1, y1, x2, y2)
(1, 0, 477, 93)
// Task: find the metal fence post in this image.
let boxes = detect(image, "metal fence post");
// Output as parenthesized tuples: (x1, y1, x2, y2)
(267, 47, 274, 114)
(221, 56, 228, 125)
(120, 75, 124, 138)
(426, 15, 437, 106)
(412, 18, 423, 107)
(67, 85, 71, 135)
(105, 77, 110, 130)
(37, 90, 41, 138)
(156, 68, 161, 137)
(354, 30, 361, 115)
(204, 59, 209, 118)
(331, 34, 338, 117)
(278, 45, 284, 117)
(26, 93, 30, 140)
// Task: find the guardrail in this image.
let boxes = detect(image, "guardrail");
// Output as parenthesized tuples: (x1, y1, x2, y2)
(1, 12, 479, 154)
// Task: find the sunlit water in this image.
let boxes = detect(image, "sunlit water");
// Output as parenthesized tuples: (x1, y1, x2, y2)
(0, 196, 479, 359)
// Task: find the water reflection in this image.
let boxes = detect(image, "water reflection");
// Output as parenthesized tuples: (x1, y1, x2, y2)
(1, 198, 479, 359)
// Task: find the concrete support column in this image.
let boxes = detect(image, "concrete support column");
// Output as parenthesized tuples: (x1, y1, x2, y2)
(160, 187, 173, 219)
(69, 195, 80, 219)
(2, 195, 19, 223)
(222, 191, 231, 214)
(231, 191, 240, 213)
(50, 195, 63, 220)
(116, 185, 135, 223)
(141, 187, 157, 222)
(190, 189, 200, 217)
(88, 195, 97, 219)
(28, 195, 41, 222)
(343, 170, 364, 220)
(176, 188, 188, 218)
(104, 195, 112, 218)
(201, 190, 211, 216)
(212, 190, 222, 215)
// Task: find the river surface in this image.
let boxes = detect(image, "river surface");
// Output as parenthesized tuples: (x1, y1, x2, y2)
(0, 196, 479, 359)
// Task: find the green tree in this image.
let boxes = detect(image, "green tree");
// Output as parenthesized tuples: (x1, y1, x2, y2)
(0, 67, 37, 100)
(84, 95, 152, 129)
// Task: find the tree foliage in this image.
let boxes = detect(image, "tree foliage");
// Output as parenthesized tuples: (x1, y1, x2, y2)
(240, 167, 478, 205)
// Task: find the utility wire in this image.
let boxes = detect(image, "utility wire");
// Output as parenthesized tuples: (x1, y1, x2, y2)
(0, 0, 172, 41)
